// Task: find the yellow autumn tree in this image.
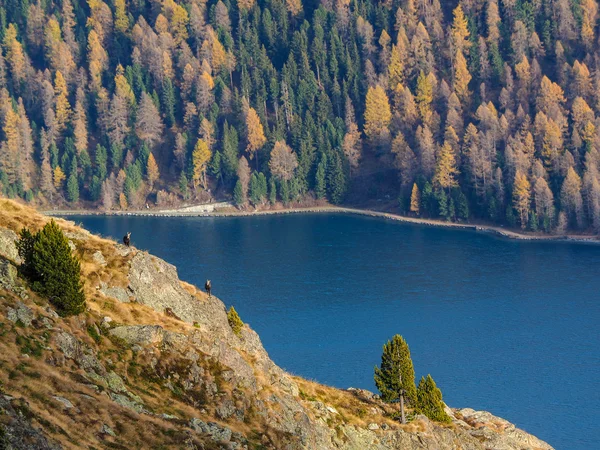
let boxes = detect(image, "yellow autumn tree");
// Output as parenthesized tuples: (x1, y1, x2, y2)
(54, 71, 71, 135)
(3, 24, 26, 82)
(434, 142, 459, 190)
(410, 183, 420, 215)
(286, 0, 303, 16)
(73, 95, 88, 154)
(537, 76, 566, 114)
(192, 139, 212, 189)
(114, 0, 129, 33)
(513, 171, 531, 228)
(1, 107, 21, 183)
(237, 0, 256, 10)
(388, 44, 404, 90)
(246, 107, 266, 161)
(53, 166, 66, 189)
(581, 0, 598, 49)
(415, 71, 433, 125)
(542, 119, 563, 170)
(364, 85, 391, 144)
(114, 65, 135, 106)
(202, 29, 227, 71)
(87, 29, 107, 90)
(164, 0, 189, 45)
(147, 153, 160, 190)
(119, 192, 128, 210)
(453, 49, 471, 103)
(451, 5, 470, 53)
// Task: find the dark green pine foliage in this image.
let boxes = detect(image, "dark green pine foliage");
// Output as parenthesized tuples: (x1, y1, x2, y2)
(416, 375, 451, 423)
(315, 154, 327, 199)
(67, 173, 79, 203)
(327, 152, 346, 204)
(269, 178, 277, 204)
(16, 228, 38, 280)
(374, 335, 417, 406)
(162, 78, 176, 127)
(17, 221, 85, 316)
(179, 171, 189, 200)
(233, 180, 244, 206)
(249, 173, 261, 205)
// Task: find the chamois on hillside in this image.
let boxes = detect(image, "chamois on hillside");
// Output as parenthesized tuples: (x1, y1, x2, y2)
(205, 280, 211, 298)
(123, 232, 131, 247)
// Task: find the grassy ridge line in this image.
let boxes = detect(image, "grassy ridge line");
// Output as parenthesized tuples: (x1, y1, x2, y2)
(45, 204, 600, 244)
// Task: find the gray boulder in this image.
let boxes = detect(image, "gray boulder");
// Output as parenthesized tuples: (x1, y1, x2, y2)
(92, 250, 106, 266)
(6, 301, 34, 327)
(189, 418, 233, 442)
(0, 396, 62, 449)
(99, 282, 130, 303)
(0, 259, 19, 290)
(0, 227, 21, 263)
(109, 325, 164, 346)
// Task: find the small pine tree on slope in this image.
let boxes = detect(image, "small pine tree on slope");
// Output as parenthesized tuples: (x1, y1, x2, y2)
(17, 220, 85, 316)
(374, 334, 417, 406)
(416, 374, 451, 423)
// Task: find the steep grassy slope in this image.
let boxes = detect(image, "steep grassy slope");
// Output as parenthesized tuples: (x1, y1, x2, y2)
(0, 199, 553, 449)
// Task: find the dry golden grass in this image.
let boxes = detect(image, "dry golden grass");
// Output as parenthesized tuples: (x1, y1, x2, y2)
(293, 376, 406, 429)
(0, 285, 242, 449)
(0, 197, 439, 448)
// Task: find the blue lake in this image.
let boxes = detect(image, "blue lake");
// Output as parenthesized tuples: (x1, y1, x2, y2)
(72, 213, 600, 449)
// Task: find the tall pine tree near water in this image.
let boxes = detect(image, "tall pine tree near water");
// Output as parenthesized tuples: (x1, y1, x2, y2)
(374, 335, 417, 406)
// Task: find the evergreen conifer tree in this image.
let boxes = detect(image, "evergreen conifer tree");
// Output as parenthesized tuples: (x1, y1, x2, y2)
(315, 154, 327, 199)
(233, 179, 244, 206)
(17, 221, 85, 316)
(374, 335, 417, 406)
(327, 153, 346, 204)
(416, 374, 451, 423)
(66, 173, 79, 202)
(249, 172, 261, 205)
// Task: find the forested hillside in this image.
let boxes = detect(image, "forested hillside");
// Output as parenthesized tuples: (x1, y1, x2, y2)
(1, 0, 600, 232)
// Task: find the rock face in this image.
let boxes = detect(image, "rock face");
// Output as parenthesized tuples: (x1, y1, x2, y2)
(6, 301, 34, 327)
(0, 216, 554, 450)
(99, 282, 131, 303)
(0, 227, 21, 263)
(0, 396, 61, 450)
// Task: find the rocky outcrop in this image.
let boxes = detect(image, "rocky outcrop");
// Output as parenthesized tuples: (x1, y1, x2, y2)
(0, 396, 61, 450)
(0, 215, 554, 450)
(455, 408, 553, 450)
(0, 227, 20, 263)
(99, 282, 131, 303)
(6, 301, 34, 327)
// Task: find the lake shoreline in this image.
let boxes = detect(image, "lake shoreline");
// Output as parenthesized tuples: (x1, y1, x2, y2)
(46, 204, 600, 244)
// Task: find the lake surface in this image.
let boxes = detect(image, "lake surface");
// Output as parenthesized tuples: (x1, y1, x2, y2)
(72, 213, 600, 449)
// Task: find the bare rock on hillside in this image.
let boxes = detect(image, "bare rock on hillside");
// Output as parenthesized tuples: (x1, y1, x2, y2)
(128, 251, 212, 324)
(455, 408, 554, 450)
(99, 282, 131, 303)
(0, 227, 21, 263)
(0, 259, 19, 289)
(109, 325, 164, 346)
(92, 250, 106, 266)
(7, 301, 34, 327)
(0, 396, 62, 450)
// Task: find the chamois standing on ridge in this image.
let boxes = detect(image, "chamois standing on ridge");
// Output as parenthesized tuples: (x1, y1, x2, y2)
(123, 232, 131, 247)
(205, 280, 211, 298)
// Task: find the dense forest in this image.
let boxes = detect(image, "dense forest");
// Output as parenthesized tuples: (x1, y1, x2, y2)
(1, 0, 600, 232)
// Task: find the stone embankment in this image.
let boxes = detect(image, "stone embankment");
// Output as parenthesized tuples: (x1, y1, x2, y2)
(47, 202, 599, 244)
